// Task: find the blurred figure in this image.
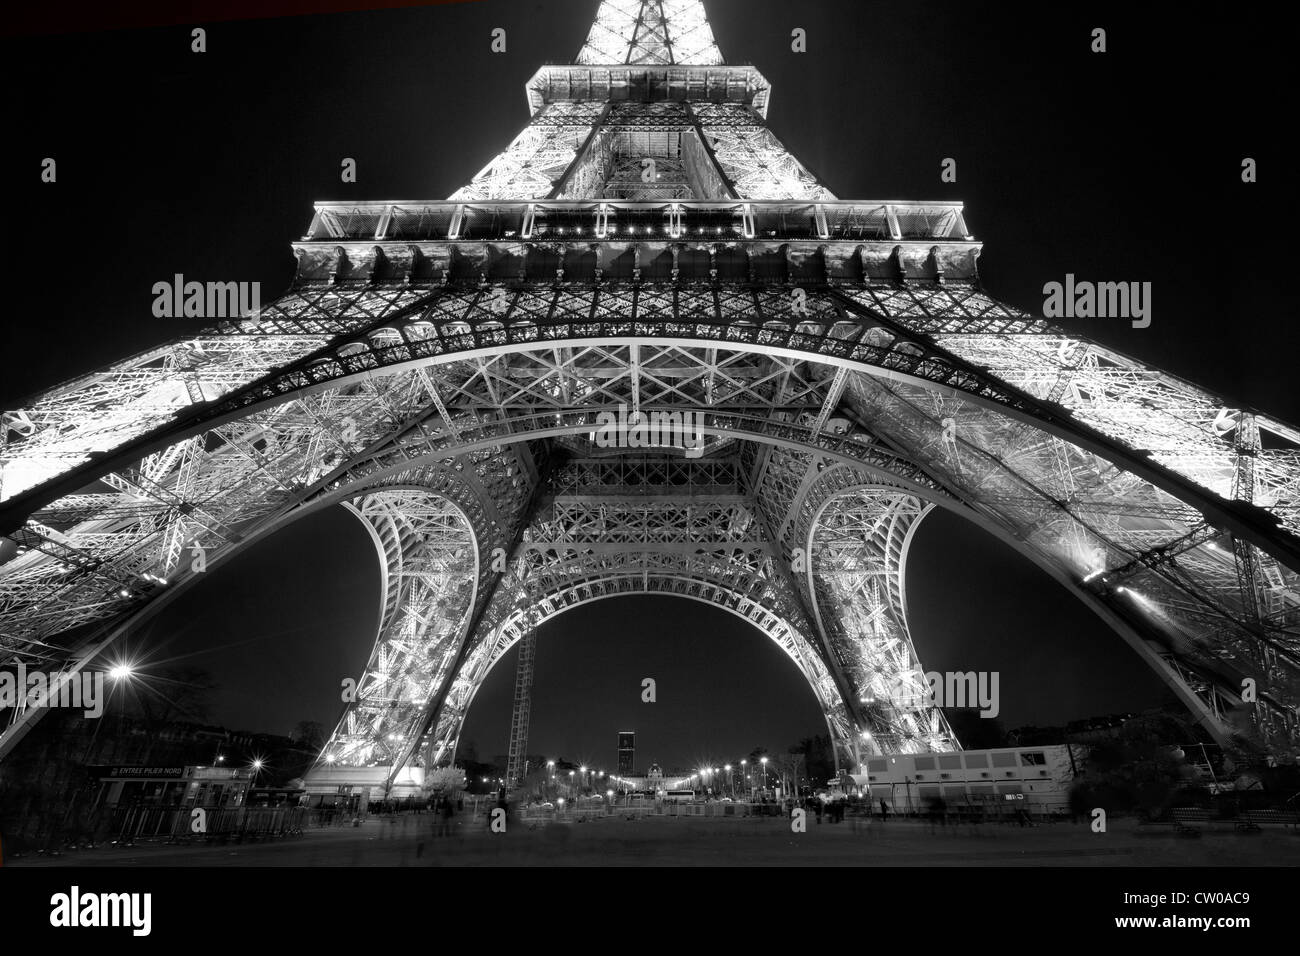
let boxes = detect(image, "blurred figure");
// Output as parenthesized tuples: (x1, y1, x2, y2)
(436, 795, 454, 837)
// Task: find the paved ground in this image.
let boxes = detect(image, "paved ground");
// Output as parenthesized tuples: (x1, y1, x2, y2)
(11, 814, 1300, 866)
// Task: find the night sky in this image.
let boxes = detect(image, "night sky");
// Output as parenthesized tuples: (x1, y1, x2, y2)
(5, 2, 1293, 768)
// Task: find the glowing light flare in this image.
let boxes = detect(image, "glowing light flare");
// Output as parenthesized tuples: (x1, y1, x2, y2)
(1118, 586, 1161, 614)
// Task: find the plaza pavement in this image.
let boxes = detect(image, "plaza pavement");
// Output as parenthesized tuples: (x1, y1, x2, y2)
(9, 813, 1300, 867)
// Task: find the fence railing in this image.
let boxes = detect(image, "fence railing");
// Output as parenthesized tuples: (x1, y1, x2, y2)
(95, 805, 307, 844)
(517, 801, 802, 821)
(513, 797, 1074, 824)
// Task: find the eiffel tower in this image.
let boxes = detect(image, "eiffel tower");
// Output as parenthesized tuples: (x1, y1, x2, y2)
(2, 1, 1299, 793)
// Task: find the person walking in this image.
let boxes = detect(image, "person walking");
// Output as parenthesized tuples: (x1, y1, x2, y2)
(435, 795, 452, 837)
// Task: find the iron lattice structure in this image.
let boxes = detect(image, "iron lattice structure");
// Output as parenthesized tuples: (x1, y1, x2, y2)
(3, 0, 1300, 786)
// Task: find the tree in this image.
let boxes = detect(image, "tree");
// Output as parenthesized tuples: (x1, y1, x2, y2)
(290, 720, 326, 752)
(789, 735, 836, 787)
(425, 767, 466, 795)
(121, 666, 217, 766)
(1069, 709, 1206, 817)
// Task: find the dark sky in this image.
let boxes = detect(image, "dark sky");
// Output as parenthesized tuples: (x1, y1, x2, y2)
(5, 2, 1294, 766)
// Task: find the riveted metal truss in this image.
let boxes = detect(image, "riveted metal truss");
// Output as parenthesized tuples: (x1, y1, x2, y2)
(450, 104, 608, 202)
(745, 440, 957, 755)
(4, 306, 1299, 760)
(690, 104, 835, 202)
(577, 0, 723, 66)
(3, 0, 1300, 776)
(325, 490, 479, 771)
(420, 455, 862, 771)
(808, 490, 954, 755)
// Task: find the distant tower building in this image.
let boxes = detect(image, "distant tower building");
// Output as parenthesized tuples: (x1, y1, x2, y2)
(617, 731, 635, 775)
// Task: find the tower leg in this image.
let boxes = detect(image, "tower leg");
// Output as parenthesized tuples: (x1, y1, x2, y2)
(506, 631, 538, 788)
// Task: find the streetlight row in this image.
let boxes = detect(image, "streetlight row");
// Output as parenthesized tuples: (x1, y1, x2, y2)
(683, 756, 773, 791)
(545, 761, 614, 780)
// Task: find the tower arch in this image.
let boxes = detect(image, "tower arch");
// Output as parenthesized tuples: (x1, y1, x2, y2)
(3, 0, 1298, 780)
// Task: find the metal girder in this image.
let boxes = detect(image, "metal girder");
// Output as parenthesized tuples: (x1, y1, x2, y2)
(4, 333, 1298, 759)
(323, 491, 479, 771)
(577, 0, 723, 67)
(421, 455, 862, 771)
(4, 0, 1300, 779)
(505, 633, 537, 787)
(806, 488, 955, 754)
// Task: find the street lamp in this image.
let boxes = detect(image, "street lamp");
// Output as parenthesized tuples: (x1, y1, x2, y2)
(245, 758, 264, 805)
(108, 664, 134, 682)
(760, 756, 769, 791)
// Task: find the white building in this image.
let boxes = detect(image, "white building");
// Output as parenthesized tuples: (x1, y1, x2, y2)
(841, 744, 1080, 815)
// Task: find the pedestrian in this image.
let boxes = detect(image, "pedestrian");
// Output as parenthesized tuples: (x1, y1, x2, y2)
(880, 798, 889, 823)
(439, 793, 455, 837)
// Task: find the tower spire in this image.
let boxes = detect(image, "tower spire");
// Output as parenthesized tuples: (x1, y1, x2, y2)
(577, 0, 724, 66)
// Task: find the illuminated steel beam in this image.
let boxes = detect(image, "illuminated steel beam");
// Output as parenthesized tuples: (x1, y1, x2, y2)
(4, 0, 1300, 778)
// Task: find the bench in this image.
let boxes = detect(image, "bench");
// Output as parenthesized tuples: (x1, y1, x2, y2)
(1170, 807, 1210, 836)
(1238, 809, 1300, 831)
